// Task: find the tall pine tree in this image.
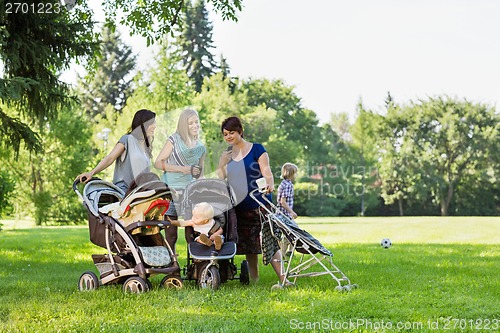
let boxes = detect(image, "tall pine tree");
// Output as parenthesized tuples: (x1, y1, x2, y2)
(78, 26, 136, 120)
(177, 0, 217, 92)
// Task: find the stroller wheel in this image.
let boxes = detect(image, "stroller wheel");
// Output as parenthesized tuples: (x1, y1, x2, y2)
(342, 285, 352, 292)
(78, 271, 99, 291)
(198, 265, 220, 290)
(123, 276, 149, 293)
(146, 279, 153, 291)
(271, 283, 284, 290)
(161, 276, 183, 289)
(240, 260, 250, 285)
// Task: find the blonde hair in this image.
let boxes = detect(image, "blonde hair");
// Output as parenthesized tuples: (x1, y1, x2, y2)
(176, 108, 200, 144)
(193, 202, 214, 220)
(281, 162, 298, 180)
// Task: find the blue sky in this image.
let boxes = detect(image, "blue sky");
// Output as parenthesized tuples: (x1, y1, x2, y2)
(70, 0, 500, 124)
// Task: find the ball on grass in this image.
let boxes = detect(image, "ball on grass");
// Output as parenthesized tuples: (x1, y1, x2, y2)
(381, 238, 392, 248)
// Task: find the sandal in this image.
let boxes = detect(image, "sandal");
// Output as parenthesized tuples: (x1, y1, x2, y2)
(213, 235, 223, 251)
(198, 234, 213, 247)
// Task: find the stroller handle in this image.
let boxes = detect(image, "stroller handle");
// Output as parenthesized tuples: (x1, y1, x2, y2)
(72, 176, 101, 201)
(249, 188, 274, 215)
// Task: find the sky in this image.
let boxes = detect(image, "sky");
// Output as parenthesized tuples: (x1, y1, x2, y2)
(72, 0, 500, 124)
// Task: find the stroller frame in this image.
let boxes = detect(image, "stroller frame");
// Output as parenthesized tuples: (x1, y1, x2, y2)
(250, 189, 356, 291)
(181, 179, 250, 289)
(73, 177, 181, 293)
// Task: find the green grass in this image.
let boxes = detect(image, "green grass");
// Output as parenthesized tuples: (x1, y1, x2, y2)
(1, 217, 499, 332)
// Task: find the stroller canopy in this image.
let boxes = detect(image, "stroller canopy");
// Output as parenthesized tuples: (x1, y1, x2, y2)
(83, 180, 125, 217)
(118, 172, 172, 216)
(182, 179, 236, 216)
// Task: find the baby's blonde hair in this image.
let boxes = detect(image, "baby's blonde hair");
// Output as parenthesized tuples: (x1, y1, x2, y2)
(281, 162, 298, 180)
(193, 202, 214, 220)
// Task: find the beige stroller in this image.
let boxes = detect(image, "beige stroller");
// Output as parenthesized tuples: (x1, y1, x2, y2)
(73, 172, 182, 293)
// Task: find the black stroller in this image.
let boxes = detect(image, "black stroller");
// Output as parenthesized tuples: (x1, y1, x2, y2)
(181, 179, 249, 289)
(250, 188, 357, 291)
(73, 172, 182, 293)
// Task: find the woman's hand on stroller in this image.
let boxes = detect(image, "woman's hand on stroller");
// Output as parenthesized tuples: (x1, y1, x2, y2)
(263, 184, 274, 194)
(76, 171, 94, 184)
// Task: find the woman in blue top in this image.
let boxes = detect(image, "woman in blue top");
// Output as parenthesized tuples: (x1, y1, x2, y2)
(154, 108, 206, 253)
(77, 109, 157, 192)
(218, 116, 289, 286)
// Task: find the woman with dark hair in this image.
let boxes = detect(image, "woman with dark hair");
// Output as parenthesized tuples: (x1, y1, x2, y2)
(76, 109, 157, 192)
(218, 116, 290, 287)
(154, 108, 206, 253)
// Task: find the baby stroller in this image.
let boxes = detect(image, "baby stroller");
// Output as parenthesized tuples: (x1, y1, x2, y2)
(73, 172, 182, 293)
(181, 179, 249, 289)
(250, 189, 356, 291)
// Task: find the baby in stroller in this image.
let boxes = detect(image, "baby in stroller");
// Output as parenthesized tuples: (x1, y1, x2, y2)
(179, 179, 250, 289)
(168, 202, 224, 251)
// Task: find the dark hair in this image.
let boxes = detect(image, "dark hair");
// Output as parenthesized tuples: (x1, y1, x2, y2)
(129, 109, 156, 157)
(221, 116, 244, 137)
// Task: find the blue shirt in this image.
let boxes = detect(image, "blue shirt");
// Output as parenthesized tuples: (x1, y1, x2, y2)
(227, 143, 272, 210)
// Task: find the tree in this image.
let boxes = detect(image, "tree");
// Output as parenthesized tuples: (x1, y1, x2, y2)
(102, 0, 242, 46)
(219, 54, 231, 79)
(376, 100, 412, 216)
(78, 26, 137, 119)
(1, 0, 241, 156)
(0, 100, 94, 224)
(0, 169, 15, 217)
(378, 96, 499, 216)
(0, 0, 97, 155)
(329, 112, 352, 142)
(193, 73, 248, 176)
(241, 78, 318, 162)
(177, 0, 218, 92)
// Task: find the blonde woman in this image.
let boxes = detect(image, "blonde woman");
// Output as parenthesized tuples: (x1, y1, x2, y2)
(154, 108, 206, 253)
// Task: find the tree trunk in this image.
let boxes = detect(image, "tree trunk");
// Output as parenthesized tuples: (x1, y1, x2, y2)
(440, 185, 454, 216)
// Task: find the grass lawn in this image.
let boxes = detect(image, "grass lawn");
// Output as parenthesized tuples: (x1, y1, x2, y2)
(1, 217, 499, 332)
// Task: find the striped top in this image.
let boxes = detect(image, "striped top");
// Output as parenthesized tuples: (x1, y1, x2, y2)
(162, 133, 205, 189)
